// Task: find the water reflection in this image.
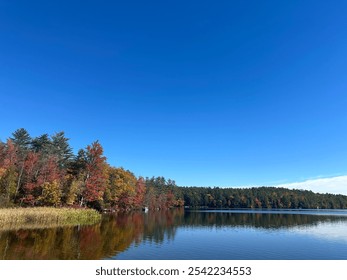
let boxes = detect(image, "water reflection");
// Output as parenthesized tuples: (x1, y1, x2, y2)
(183, 210, 347, 229)
(1, 209, 346, 259)
(290, 221, 347, 243)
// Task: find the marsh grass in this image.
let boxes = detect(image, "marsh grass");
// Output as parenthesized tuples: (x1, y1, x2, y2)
(0, 207, 101, 231)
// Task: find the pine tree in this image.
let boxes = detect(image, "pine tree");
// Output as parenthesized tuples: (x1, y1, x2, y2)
(51, 131, 73, 169)
(31, 134, 52, 155)
(10, 128, 31, 151)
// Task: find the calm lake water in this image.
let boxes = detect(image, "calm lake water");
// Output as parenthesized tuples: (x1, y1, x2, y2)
(1, 209, 347, 259)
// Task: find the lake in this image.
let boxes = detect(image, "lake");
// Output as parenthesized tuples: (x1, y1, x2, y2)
(1, 209, 347, 259)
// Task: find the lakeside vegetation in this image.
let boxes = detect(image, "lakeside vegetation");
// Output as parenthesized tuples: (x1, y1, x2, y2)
(0, 207, 101, 231)
(1, 128, 347, 211)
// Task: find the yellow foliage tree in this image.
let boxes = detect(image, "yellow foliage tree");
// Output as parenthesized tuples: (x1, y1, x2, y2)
(0, 167, 17, 204)
(106, 167, 136, 210)
(39, 180, 62, 206)
(65, 180, 81, 206)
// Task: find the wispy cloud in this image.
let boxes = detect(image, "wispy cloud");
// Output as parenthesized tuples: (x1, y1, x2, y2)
(275, 175, 347, 195)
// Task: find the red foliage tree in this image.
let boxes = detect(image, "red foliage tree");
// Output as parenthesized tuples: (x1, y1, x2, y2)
(22, 152, 40, 205)
(3, 140, 18, 168)
(38, 156, 61, 185)
(133, 177, 146, 209)
(20, 152, 62, 206)
(84, 141, 107, 207)
(166, 190, 175, 208)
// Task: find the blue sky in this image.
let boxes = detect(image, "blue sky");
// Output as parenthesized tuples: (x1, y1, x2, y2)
(1, 1, 347, 189)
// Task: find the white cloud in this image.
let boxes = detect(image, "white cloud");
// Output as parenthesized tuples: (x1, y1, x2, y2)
(275, 175, 347, 195)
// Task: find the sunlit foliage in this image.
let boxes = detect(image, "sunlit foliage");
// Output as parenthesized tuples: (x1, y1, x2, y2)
(1, 128, 347, 210)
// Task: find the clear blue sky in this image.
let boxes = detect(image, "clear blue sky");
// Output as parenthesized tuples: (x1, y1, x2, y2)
(1, 1, 347, 187)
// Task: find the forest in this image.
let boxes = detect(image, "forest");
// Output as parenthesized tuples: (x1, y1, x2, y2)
(1, 128, 347, 210)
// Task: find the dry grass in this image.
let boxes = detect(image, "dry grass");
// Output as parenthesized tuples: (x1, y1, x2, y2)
(0, 207, 101, 231)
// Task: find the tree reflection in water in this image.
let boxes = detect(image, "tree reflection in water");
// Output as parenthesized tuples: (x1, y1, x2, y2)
(0, 209, 346, 259)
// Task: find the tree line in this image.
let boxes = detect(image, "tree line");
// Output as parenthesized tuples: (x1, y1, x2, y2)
(1, 128, 347, 210)
(179, 186, 347, 209)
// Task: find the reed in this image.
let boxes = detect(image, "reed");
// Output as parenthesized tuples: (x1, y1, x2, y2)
(0, 207, 101, 230)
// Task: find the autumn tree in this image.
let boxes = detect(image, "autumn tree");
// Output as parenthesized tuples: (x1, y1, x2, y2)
(145, 185, 157, 210)
(0, 140, 18, 205)
(21, 152, 40, 205)
(106, 167, 137, 211)
(83, 141, 107, 209)
(133, 177, 146, 209)
(65, 179, 81, 205)
(39, 180, 61, 206)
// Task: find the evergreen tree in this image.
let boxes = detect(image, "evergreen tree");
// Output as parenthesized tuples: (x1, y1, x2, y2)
(51, 131, 73, 169)
(31, 134, 52, 155)
(10, 128, 31, 151)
